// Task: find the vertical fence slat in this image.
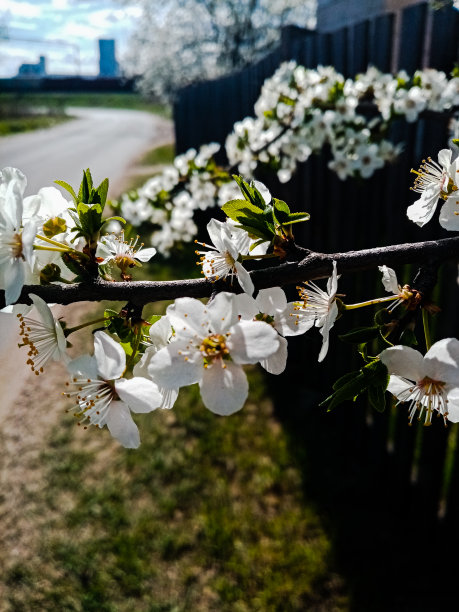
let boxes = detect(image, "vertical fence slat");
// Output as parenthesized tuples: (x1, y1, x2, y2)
(397, 3, 428, 73)
(368, 13, 394, 71)
(428, 5, 459, 70)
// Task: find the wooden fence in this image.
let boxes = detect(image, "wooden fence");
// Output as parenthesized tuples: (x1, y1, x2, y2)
(173, 1, 459, 539)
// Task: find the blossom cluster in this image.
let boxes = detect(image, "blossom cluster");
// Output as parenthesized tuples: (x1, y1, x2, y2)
(3, 142, 459, 449)
(116, 62, 458, 255)
(226, 62, 459, 183)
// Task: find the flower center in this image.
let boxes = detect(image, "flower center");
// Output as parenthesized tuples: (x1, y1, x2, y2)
(64, 377, 118, 429)
(410, 157, 458, 198)
(115, 254, 136, 270)
(405, 376, 448, 426)
(17, 312, 59, 375)
(255, 312, 275, 326)
(1, 231, 24, 259)
(200, 333, 230, 365)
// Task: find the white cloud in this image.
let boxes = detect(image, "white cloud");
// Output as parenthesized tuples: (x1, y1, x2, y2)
(0, 0, 141, 76)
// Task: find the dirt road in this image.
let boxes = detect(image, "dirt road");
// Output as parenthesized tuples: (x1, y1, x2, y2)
(0, 107, 173, 197)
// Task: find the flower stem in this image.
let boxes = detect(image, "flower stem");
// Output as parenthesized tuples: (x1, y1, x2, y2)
(34, 245, 72, 253)
(36, 234, 74, 249)
(240, 253, 278, 261)
(125, 326, 143, 372)
(64, 317, 112, 337)
(342, 295, 399, 310)
(422, 309, 432, 351)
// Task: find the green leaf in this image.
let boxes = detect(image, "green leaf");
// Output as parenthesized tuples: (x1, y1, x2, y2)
(321, 359, 389, 411)
(249, 238, 269, 252)
(374, 308, 393, 325)
(399, 327, 418, 347)
(272, 198, 291, 225)
(54, 180, 77, 202)
(282, 212, 310, 225)
(148, 314, 162, 325)
(236, 224, 273, 241)
(222, 199, 263, 221)
(104, 309, 119, 323)
(96, 178, 109, 207)
(78, 169, 92, 204)
(77, 201, 103, 236)
(103, 216, 126, 225)
(367, 384, 387, 413)
(339, 326, 381, 344)
(120, 340, 134, 356)
(332, 370, 360, 391)
(232, 175, 266, 210)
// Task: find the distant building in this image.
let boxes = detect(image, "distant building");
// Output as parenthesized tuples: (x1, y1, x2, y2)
(17, 55, 46, 78)
(99, 39, 119, 78)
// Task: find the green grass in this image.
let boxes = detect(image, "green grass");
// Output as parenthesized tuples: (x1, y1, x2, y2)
(138, 143, 175, 166)
(0, 92, 171, 116)
(6, 377, 346, 611)
(0, 92, 171, 136)
(0, 114, 71, 136)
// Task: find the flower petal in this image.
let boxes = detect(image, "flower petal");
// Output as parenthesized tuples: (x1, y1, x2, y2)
(233, 292, 259, 320)
(115, 376, 163, 412)
(135, 247, 157, 262)
(234, 261, 254, 296)
(199, 361, 248, 415)
(437, 148, 452, 169)
(438, 195, 459, 231)
(260, 335, 288, 374)
(379, 345, 425, 381)
(275, 302, 314, 336)
(167, 297, 208, 340)
(424, 338, 459, 383)
(256, 287, 287, 314)
(378, 265, 400, 294)
(228, 320, 279, 364)
(148, 315, 173, 349)
(406, 185, 439, 227)
(67, 354, 99, 379)
(106, 400, 140, 448)
(318, 300, 338, 362)
(93, 331, 126, 380)
(147, 342, 203, 388)
(3, 259, 24, 306)
(208, 291, 241, 333)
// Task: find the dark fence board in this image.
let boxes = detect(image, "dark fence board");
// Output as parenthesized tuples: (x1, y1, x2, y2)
(429, 4, 459, 70)
(397, 2, 428, 73)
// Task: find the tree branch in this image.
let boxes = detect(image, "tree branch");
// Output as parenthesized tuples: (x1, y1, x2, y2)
(3, 235, 459, 308)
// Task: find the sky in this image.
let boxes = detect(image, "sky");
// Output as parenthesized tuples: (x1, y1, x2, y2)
(0, 0, 142, 77)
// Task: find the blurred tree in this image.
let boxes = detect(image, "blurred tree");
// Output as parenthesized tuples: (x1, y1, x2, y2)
(121, 0, 316, 100)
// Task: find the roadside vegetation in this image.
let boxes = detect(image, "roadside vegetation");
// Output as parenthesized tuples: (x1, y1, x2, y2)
(0, 92, 170, 137)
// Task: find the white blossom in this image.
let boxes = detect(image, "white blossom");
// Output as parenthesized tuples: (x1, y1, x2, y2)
(147, 294, 279, 415)
(195, 219, 255, 295)
(293, 261, 340, 362)
(96, 231, 156, 271)
(407, 149, 458, 227)
(65, 331, 163, 448)
(0, 167, 37, 305)
(17, 293, 67, 374)
(380, 339, 459, 425)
